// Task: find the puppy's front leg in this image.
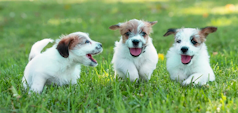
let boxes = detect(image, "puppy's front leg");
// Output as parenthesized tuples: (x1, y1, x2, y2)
(182, 73, 208, 86)
(169, 70, 187, 83)
(138, 63, 155, 81)
(115, 60, 139, 82)
(30, 76, 46, 93)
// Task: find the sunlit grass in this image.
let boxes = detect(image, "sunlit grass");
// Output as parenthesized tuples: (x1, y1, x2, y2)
(102, 0, 168, 3)
(181, 3, 238, 15)
(208, 17, 237, 26)
(15, 0, 170, 4)
(47, 18, 83, 25)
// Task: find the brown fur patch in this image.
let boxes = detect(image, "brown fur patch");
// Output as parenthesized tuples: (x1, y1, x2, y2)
(141, 21, 154, 43)
(118, 20, 154, 43)
(194, 27, 217, 47)
(109, 24, 120, 30)
(191, 36, 203, 47)
(56, 34, 85, 58)
(149, 21, 158, 26)
(199, 26, 217, 37)
(163, 29, 177, 37)
(197, 33, 206, 43)
(191, 33, 207, 47)
(195, 28, 214, 47)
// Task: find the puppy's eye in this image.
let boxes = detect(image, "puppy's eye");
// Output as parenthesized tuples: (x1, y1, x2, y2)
(177, 40, 181, 43)
(85, 40, 90, 44)
(191, 39, 197, 45)
(125, 32, 130, 36)
(141, 32, 146, 36)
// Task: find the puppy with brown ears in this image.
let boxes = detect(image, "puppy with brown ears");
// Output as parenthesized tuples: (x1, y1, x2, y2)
(22, 32, 103, 93)
(109, 19, 158, 82)
(164, 27, 217, 85)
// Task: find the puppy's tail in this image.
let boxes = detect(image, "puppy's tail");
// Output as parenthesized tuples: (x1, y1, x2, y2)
(29, 39, 54, 61)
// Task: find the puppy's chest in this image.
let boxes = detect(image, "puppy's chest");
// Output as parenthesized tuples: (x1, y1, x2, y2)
(178, 65, 196, 75)
(133, 57, 146, 69)
(46, 67, 81, 85)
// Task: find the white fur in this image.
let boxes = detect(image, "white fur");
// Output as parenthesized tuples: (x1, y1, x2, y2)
(111, 20, 158, 82)
(22, 32, 103, 93)
(166, 28, 215, 86)
(29, 39, 54, 61)
(112, 38, 158, 82)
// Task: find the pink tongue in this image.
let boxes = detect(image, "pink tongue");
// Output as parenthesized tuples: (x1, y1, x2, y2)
(181, 55, 192, 64)
(130, 48, 142, 56)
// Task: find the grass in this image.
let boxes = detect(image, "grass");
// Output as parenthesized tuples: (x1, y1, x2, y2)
(1, 0, 238, 112)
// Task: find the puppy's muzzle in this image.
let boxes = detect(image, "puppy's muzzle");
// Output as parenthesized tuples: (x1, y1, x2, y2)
(181, 47, 188, 53)
(132, 39, 140, 46)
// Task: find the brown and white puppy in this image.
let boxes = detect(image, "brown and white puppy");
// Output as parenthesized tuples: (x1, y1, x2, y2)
(109, 19, 158, 82)
(164, 27, 217, 85)
(22, 32, 103, 93)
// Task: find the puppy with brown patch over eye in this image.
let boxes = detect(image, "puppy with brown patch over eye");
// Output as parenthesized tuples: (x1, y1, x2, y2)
(164, 27, 217, 86)
(22, 32, 103, 93)
(109, 19, 158, 82)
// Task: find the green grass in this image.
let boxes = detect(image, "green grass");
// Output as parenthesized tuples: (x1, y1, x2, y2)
(1, 0, 238, 112)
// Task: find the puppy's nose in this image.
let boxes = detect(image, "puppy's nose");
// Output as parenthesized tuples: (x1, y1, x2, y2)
(132, 40, 139, 46)
(99, 43, 102, 47)
(181, 47, 188, 53)
(96, 43, 102, 49)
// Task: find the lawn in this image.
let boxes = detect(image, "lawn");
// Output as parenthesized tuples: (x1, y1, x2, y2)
(0, 0, 238, 112)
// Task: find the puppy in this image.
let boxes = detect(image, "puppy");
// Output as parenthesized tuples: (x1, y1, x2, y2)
(22, 32, 103, 93)
(109, 19, 158, 82)
(164, 27, 217, 85)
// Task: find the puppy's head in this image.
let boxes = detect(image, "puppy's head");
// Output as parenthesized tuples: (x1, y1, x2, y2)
(109, 19, 157, 57)
(56, 32, 103, 67)
(163, 27, 217, 65)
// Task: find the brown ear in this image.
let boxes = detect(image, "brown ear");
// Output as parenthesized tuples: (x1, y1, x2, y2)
(163, 28, 177, 37)
(109, 24, 120, 30)
(149, 21, 157, 26)
(200, 26, 217, 37)
(56, 38, 73, 58)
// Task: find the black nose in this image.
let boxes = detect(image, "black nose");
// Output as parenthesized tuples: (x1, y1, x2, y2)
(181, 47, 188, 53)
(96, 43, 102, 49)
(132, 40, 139, 46)
(99, 43, 102, 47)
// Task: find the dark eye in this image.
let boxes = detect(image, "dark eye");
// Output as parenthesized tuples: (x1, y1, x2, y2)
(141, 32, 146, 36)
(85, 40, 90, 44)
(125, 32, 130, 36)
(177, 40, 181, 43)
(191, 38, 197, 45)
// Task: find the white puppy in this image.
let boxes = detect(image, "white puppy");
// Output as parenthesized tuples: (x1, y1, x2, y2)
(164, 27, 217, 85)
(109, 19, 158, 82)
(22, 32, 103, 93)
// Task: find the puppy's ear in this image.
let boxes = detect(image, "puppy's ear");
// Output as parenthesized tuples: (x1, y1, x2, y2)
(149, 21, 157, 26)
(163, 28, 177, 37)
(56, 37, 73, 58)
(200, 26, 217, 37)
(109, 24, 120, 30)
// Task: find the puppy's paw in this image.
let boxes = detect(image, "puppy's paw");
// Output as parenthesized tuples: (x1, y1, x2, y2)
(181, 79, 192, 86)
(182, 79, 205, 86)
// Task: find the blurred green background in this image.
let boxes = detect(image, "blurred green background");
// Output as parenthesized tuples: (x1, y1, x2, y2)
(1, 0, 238, 58)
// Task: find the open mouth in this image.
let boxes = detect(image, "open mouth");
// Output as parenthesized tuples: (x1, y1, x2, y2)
(181, 55, 194, 64)
(86, 54, 97, 63)
(129, 48, 142, 57)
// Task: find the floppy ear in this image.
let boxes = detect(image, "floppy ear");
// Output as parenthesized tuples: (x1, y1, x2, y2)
(163, 28, 177, 37)
(149, 21, 157, 26)
(200, 26, 217, 37)
(56, 38, 73, 58)
(109, 24, 120, 30)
